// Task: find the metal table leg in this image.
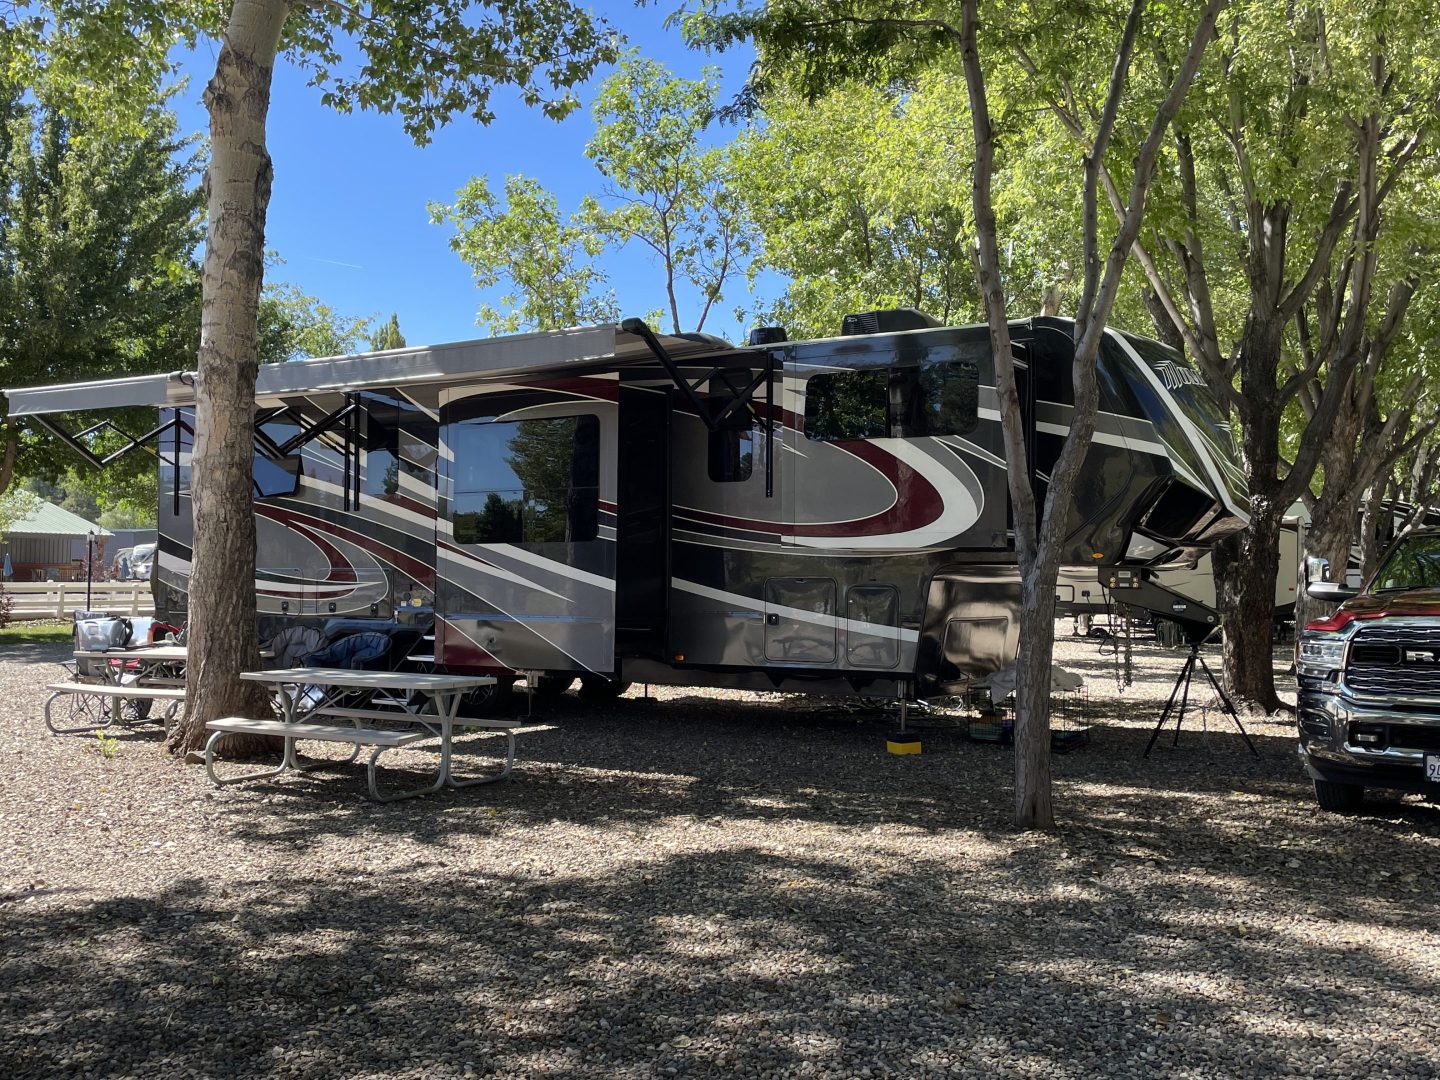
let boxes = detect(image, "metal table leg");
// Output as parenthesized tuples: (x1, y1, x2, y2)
(441, 687, 515, 789)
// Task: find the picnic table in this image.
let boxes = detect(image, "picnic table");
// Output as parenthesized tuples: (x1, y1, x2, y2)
(46, 642, 274, 736)
(204, 668, 517, 802)
(45, 643, 192, 735)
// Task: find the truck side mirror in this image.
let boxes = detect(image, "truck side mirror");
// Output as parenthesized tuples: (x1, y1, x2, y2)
(1305, 556, 1358, 601)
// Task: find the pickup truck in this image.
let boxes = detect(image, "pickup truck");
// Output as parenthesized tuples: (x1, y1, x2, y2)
(1297, 527, 1440, 811)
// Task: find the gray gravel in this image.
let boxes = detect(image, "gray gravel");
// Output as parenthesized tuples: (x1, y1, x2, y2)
(3, 630, 1440, 1079)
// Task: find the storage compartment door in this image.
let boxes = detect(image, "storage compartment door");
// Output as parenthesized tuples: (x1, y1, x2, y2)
(764, 577, 837, 663)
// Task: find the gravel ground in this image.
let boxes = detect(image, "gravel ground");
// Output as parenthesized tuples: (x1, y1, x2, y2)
(3, 631, 1440, 1080)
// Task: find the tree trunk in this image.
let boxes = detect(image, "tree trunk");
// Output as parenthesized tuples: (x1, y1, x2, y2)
(1012, 569, 1056, 827)
(0, 422, 17, 497)
(170, 0, 289, 754)
(1037, 284, 1062, 317)
(1215, 499, 1286, 713)
(1358, 480, 1392, 581)
(1296, 497, 1358, 631)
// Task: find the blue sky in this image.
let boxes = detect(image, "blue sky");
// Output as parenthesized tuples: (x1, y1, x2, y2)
(170, 5, 773, 351)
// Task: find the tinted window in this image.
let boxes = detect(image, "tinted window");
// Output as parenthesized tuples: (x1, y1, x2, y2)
(364, 392, 438, 498)
(709, 428, 755, 482)
(168, 408, 300, 499)
(804, 369, 887, 441)
(1373, 534, 1440, 591)
(451, 415, 599, 545)
(893, 359, 979, 437)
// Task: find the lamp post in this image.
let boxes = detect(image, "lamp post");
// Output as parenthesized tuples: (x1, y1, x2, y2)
(86, 530, 94, 611)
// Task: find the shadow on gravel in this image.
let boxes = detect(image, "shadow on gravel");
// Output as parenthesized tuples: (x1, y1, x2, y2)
(6, 642, 1440, 1077)
(3, 825, 1439, 1079)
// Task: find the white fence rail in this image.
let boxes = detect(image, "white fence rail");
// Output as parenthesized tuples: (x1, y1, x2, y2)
(3, 581, 154, 620)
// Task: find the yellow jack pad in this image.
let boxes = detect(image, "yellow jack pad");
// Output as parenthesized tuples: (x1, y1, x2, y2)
(886, 736, 922, 755)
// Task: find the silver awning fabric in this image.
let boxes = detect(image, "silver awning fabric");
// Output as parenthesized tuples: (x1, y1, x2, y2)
(3, 371, 193, 416)
(4, 324, 732, 416)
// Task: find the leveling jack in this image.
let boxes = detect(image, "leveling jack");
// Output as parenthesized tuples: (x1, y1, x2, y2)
(887, 696, 922, 755)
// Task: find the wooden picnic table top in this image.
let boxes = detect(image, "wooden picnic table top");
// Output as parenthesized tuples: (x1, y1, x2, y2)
(239, 668, 494, 692)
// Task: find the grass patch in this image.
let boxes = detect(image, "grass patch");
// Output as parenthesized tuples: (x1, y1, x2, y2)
(0, 621, 72, 644)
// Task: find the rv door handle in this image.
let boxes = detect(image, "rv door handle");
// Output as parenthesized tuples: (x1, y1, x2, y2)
(766, 614, 780, 625)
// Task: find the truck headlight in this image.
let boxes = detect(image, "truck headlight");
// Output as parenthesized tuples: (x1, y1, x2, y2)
(1297, 633, 1346, 680)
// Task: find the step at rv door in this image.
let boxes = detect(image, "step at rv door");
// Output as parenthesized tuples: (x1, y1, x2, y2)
(438, 387, 616, 676)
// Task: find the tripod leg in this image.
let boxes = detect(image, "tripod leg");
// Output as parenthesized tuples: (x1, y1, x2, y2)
(1172, 651, 1196, 746)
(1197, 656, 1259, 758)
(1144, 651, 1195, 759)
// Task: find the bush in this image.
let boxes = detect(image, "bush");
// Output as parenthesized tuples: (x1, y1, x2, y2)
(0, 585, 11, 629)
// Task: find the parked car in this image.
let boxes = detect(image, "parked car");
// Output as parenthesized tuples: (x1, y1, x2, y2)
(128, 542, 156, 581)
(1296, 528, 1440, 811)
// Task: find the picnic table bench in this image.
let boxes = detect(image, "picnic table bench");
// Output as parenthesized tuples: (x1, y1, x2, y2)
(204, 668, 517, 802)
(47, 643, 194, 735)
(44, 682, 189, 735)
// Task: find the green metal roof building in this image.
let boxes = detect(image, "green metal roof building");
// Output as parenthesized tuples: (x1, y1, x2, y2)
(2, 500, 109, 581)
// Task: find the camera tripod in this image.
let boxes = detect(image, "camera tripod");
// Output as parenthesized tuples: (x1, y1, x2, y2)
(1143, 634, 1258, 759)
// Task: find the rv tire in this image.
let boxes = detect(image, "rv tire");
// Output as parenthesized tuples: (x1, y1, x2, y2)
(532, 675, 574, 704)
(457, 677, 515, 719)
(577, 675, 631, 705)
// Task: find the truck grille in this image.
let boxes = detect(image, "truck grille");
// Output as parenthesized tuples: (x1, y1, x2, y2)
(1344, 624, 1440, 697)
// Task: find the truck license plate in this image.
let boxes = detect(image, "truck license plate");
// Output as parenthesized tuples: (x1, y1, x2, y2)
(1427, 754, 1440, 785)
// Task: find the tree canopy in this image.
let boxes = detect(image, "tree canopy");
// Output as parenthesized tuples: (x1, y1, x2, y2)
(434, 52, 755, 335)
(0, 77, 203, 498)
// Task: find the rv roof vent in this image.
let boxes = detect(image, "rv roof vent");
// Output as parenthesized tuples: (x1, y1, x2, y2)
(841, 308, 941, 336)
(748, 325, 787, 346)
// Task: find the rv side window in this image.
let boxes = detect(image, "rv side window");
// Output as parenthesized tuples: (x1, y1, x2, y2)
(804, 369, 888, 441)
(168, 410, 300, 500)
(892, 359, 980, 437)
(450, 414, 600, 545)
(253, 418, 303, 498)
(709, 428, 755, 482)
(363, 393, 438, 498)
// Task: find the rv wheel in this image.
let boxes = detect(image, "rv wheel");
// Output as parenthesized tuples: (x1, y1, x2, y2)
(457, 677, 515, 718)
(576, 675, 631, 705)
(531, 675, 575, 704)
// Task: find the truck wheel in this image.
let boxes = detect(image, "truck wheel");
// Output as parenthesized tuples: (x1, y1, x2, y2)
(1313, 778, 1364, 813)
(576, 676, 631, 705)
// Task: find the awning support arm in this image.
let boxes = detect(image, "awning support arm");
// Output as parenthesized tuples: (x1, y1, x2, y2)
(275, 401, 359, 456)
(29, 414, 183, 469)
(624, 318, 774, 434)
(621, 318, 719, 429)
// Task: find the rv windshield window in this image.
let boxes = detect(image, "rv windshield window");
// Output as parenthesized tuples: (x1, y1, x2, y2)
(804, 369, 887, 441)
(450, 414, 600, 545)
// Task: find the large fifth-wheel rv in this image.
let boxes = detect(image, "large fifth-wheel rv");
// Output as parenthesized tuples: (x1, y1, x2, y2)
(6, 310, 1247, 705)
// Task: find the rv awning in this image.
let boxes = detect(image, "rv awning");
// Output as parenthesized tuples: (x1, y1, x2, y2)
(4, 371, 193, 417)
(3, 323, 734, 417)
